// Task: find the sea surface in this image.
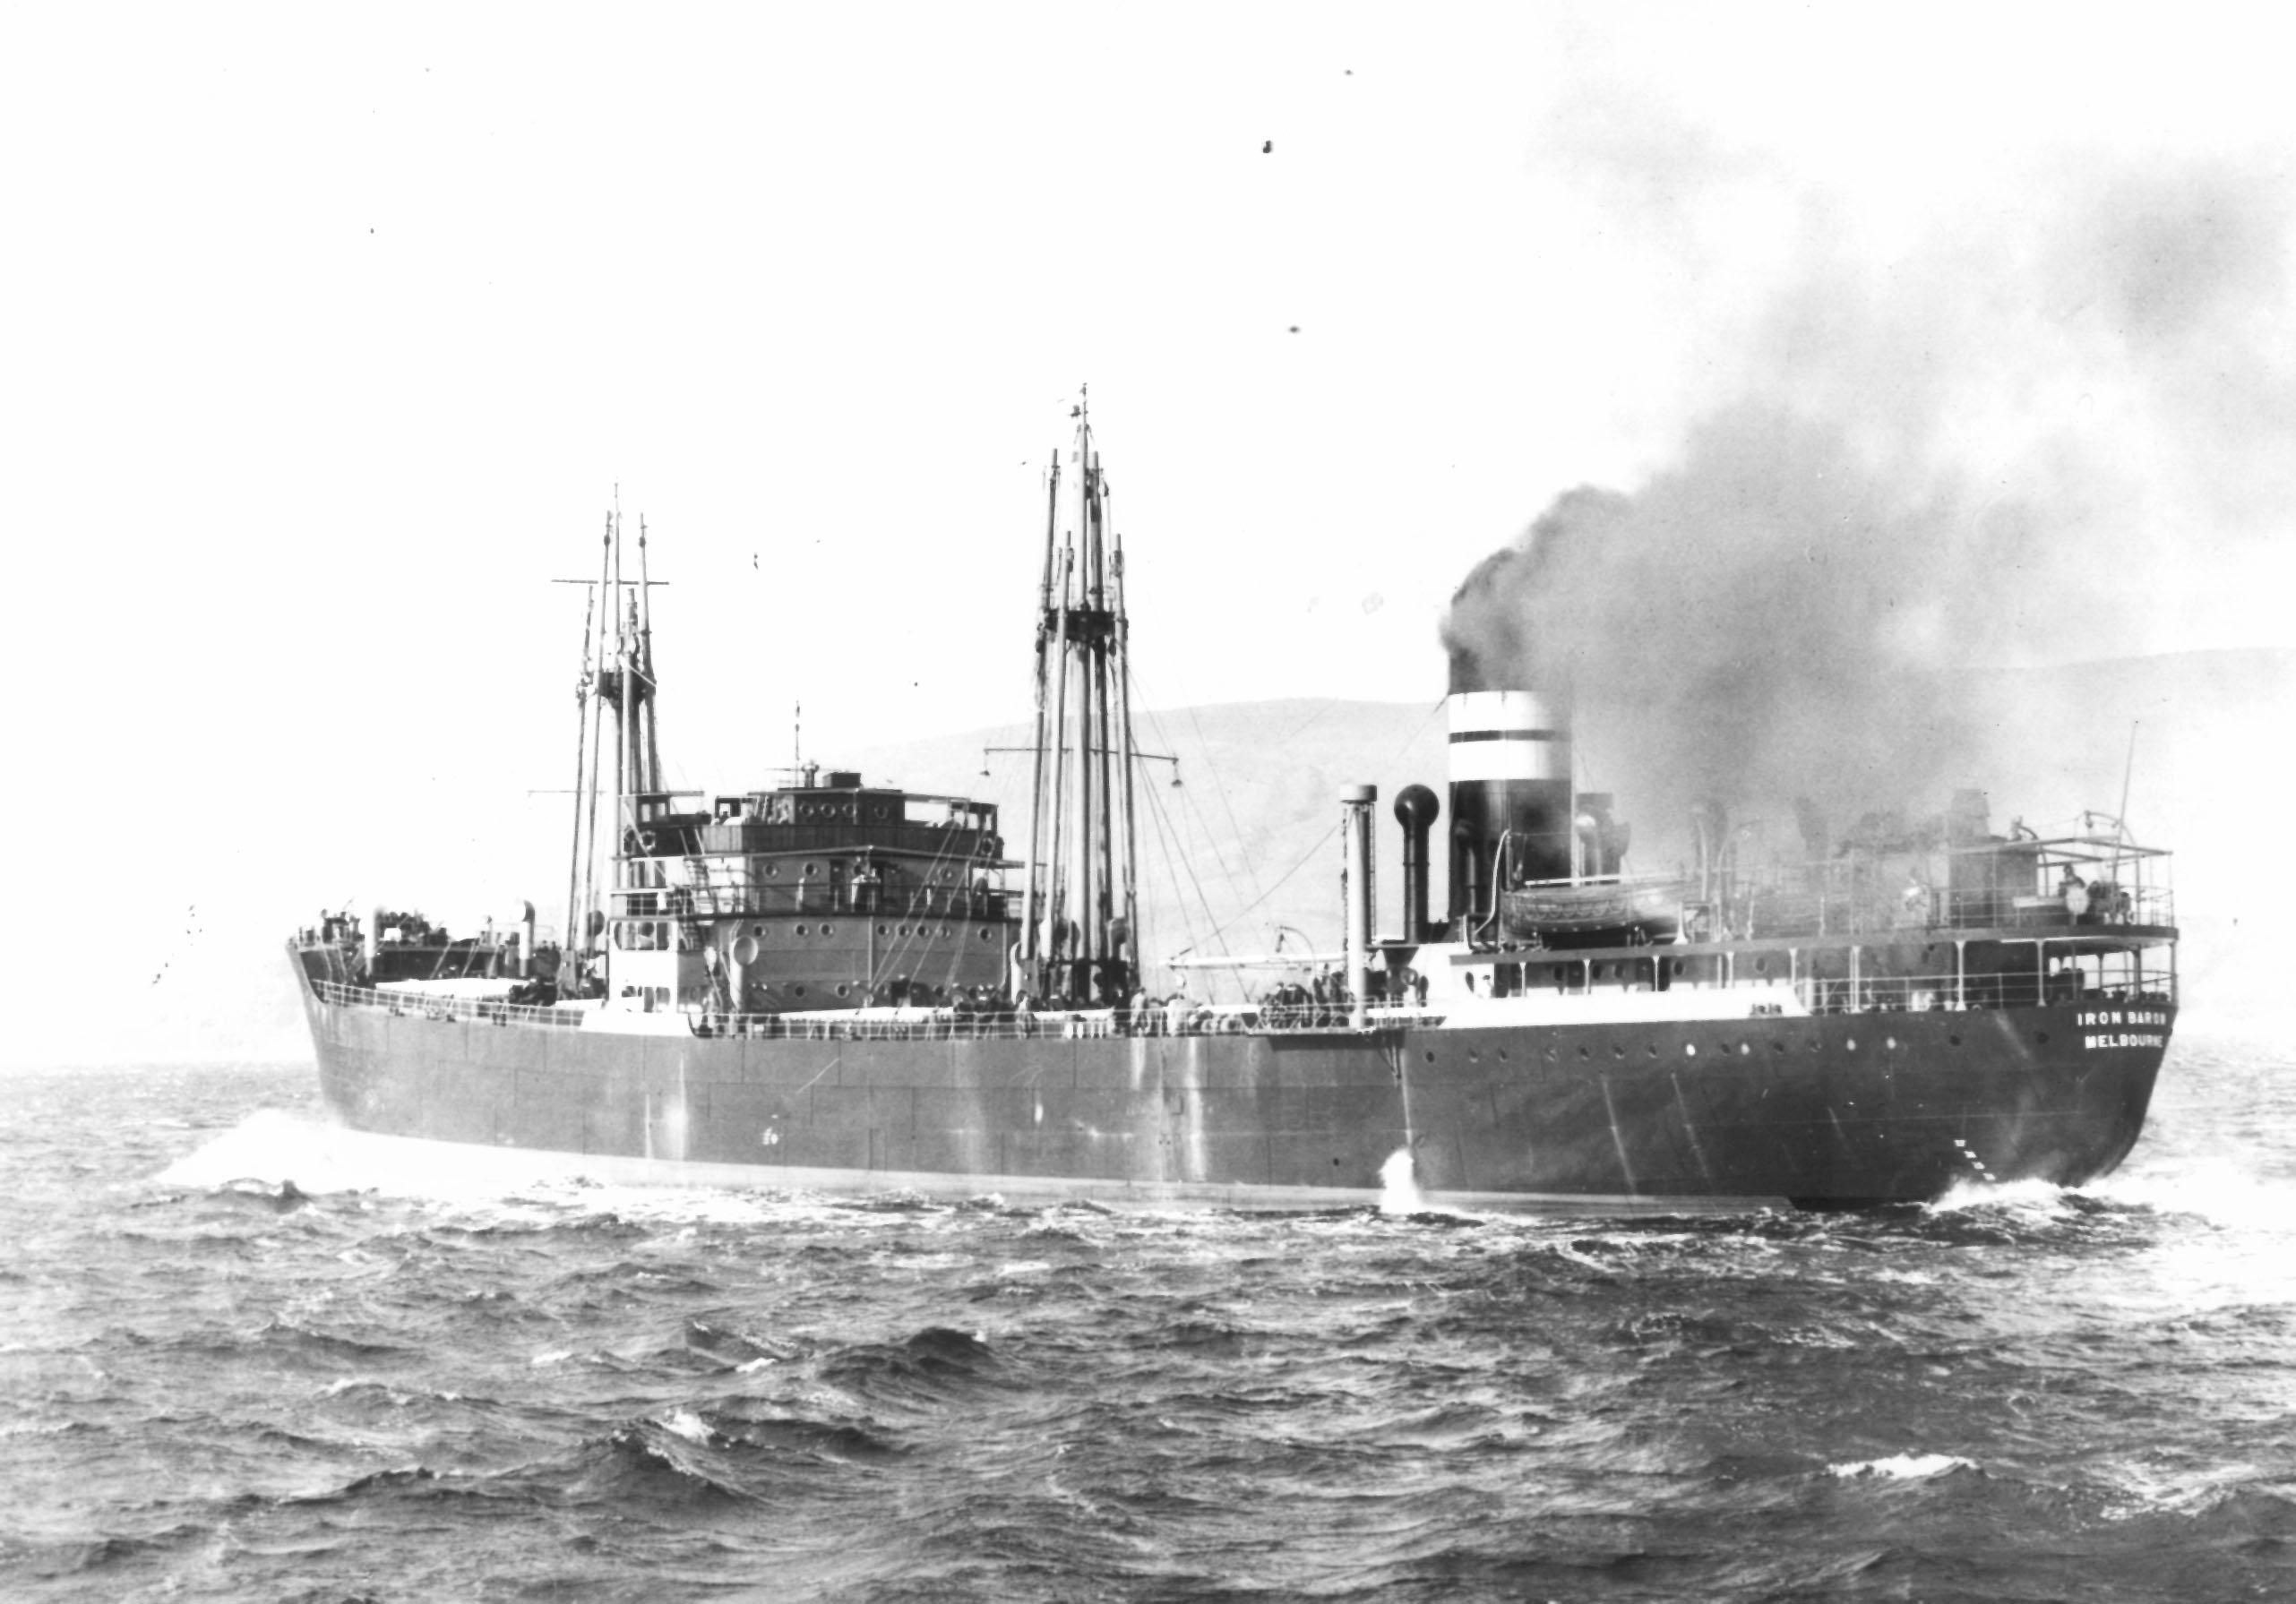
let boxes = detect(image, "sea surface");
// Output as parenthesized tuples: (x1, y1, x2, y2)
(4, 1043, 2294, 1603)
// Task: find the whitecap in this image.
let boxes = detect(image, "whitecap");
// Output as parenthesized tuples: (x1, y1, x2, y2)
(1927, 1176, 2066, 1214)
(1827, 1453, 1975, 1480)
(659, 1408, 713, 1445)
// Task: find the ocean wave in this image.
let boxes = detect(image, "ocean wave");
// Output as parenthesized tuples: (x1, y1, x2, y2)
(701, 1400, 907, 1462)
(815, 1325, 1011, 1410)
(682, 1315, 800, 1368)
(563, 1420, 760, 1508)
(253, 1316, 416, 1364)
(1, 1522, 212, 1579)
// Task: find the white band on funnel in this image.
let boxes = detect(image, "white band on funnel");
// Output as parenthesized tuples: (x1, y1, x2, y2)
(1447, 690, 1570, 782)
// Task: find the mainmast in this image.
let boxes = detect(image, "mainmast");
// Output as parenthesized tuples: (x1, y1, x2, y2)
(1019, 393, 1141, 1003)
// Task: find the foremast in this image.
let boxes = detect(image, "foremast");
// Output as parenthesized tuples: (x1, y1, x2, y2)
(1019, 394, 1141, 1004)
(563, 506, 666, 991)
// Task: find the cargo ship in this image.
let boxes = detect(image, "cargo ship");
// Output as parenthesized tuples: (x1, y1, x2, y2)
(290, 407, 2178, 1210)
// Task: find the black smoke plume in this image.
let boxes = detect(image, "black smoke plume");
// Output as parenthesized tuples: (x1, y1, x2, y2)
(1443, 150, 2293, 858)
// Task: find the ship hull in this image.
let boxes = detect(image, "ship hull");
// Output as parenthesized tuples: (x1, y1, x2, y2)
(295, 963, 2165, 1211)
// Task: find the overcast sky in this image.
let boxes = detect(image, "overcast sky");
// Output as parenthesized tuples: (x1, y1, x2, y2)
(4, 4, 2290, 1063)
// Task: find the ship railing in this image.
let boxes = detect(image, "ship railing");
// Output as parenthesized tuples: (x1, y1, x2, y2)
(686, 999, 1443, 1042)
(1787, 960, 2172, 1014)
(1489, 945, 2177, 1014)
(682, 820, 1001, 859)
(309, 973, 1389, 1040)
(1790, 968, 2178, 1015)
(310, 977, 592, 1030)
(611, 884, 1010, 920)
(1724, 858, 2174, 939)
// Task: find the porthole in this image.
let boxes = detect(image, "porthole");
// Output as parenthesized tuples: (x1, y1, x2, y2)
(765, 863, 780, 878)
(978, 929, 994, 942)
(940, 925, 953, 939)
(1423, 1051, 1436, 1064)
(1755, 957, 1770, 975)
(871, 805, 887, 820)
(1578, 1045, 1590, 1059)
(1949, 1034, 1964, 1047)
(876, 923, 890, 936)
(836, 982, 850, 997)
(1469, 1050, 1480, 1063)
(821, 923, 835, 938)
(899, 924, 912, 938)
(1773, 1039, 1786, 1053)
(2037, 1031, 2051, 1044)
(1647, 1044, 1658, 1058)
(1684, 1043, 1698, 1058)
(795, 923, 809, 936)
(1612, 1044, 1625, 1059)
(793, 984, 807, 998)
(804, 862, 821, 876)
(1886, 1036, 1898, 1051)
(1739, 1042, 1750, 1056)
(1496, 1048, 1508, 1062)
(1846, 1037, 1858, 1051)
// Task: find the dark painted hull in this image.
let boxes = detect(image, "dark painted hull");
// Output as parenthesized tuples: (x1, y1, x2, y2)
(294, 959, 2166, 1211)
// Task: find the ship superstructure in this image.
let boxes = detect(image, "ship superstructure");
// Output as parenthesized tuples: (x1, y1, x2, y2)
(290, 406, 2178, 1210)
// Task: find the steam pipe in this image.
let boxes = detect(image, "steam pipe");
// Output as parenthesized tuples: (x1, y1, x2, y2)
(1394, 785, 1439, 941)
(1342, 785, 1377, 1030)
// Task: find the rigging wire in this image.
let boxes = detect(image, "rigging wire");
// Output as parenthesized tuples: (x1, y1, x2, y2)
(1138, 759, 1234, 970)
(1193, 818, 1343, 944)
(1130, 663, 1263, 910)
(1134, 776, 1205, 986)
